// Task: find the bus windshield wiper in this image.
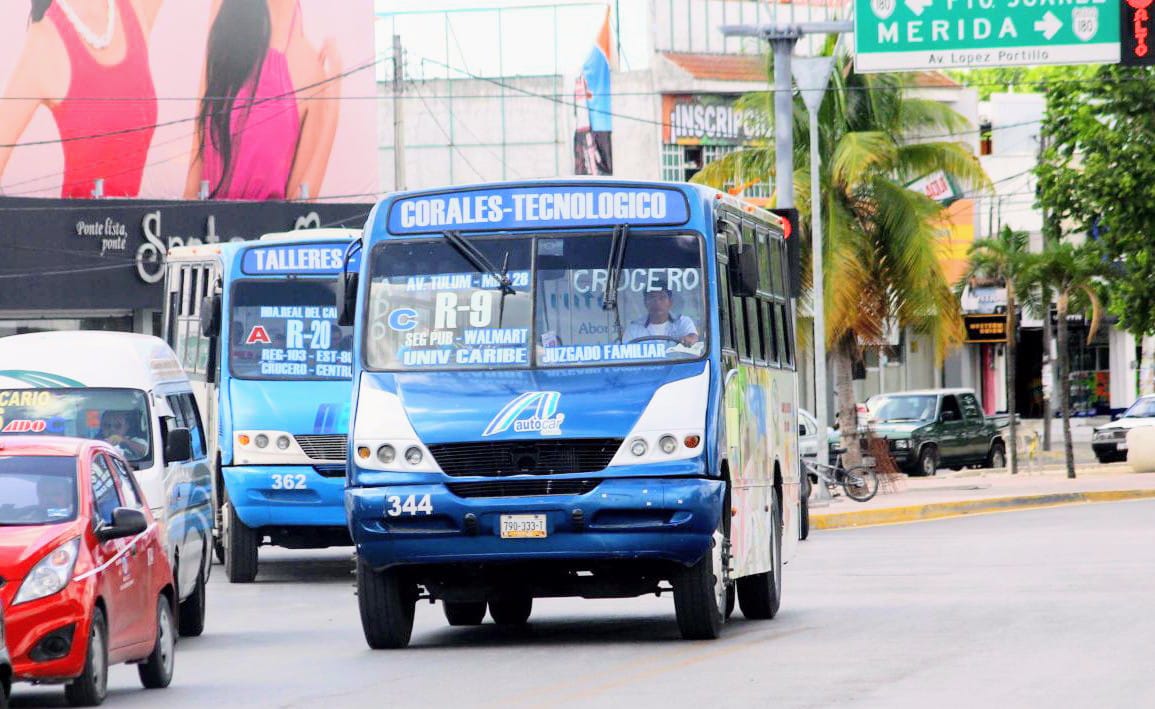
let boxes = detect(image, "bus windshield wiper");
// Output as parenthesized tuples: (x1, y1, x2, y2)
(601, 224, 629, 311)
(443, 230, 516, 295)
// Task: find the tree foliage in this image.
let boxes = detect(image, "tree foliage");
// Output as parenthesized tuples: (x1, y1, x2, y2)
(1036, 65, 1155, 335)
(693, 63, 989, 356)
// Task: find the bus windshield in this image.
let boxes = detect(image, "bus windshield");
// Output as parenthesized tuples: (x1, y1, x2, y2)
(364, 232, 707, 370)
(0, 388, 152, 463)
(229, 280, 354, 380)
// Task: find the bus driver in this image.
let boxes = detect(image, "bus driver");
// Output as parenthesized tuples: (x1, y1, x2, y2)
(623, 280, 699, 347)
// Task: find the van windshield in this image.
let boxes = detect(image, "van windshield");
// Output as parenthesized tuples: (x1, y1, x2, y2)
(0, 456, 78, 525)
(0, 388, 152, 464)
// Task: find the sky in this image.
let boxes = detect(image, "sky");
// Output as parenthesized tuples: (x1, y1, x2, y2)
(375, 0, 652, 79)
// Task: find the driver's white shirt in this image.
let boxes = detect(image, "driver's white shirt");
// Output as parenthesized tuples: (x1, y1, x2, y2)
(623, 315, 698, 342)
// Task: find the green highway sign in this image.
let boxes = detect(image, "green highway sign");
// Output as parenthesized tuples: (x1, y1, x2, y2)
(854, 0, 1120, 72)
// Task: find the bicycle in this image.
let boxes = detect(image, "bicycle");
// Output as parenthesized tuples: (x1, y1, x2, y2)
(803, 457, 879, 503)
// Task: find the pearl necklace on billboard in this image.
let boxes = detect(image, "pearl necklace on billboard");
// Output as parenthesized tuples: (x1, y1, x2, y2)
(54, 0, 118, 51)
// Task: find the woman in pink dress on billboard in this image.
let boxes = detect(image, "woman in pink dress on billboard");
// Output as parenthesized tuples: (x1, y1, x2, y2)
(0, 0, 164, 198)
(184, 0, 342, 201)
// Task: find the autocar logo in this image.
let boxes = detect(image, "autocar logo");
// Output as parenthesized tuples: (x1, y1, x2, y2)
(483, 391, 565, 437)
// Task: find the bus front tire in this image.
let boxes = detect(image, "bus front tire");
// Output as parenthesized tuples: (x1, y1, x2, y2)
(737, 490, 782, 620)
(357, 558, 416, 649)
(443, 601, 486, 626)
(224, 501, 258, 584)
(673, 529, 727, 640)
(488, 596, 532, 625)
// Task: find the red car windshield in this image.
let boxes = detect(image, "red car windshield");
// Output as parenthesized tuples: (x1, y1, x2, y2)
(0, 455, 78, 525)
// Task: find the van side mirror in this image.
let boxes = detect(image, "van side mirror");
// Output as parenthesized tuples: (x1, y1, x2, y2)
(200, 294, 221, 338)
(164, 427, 193, 464)
(727, 244, 759, 297)
(336, 272, 359, 327)
(96, 507, 147, 542)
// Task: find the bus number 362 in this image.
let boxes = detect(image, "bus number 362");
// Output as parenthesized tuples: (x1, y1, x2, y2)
(386, 494, 434, 517)
(271, 474, 308, 490)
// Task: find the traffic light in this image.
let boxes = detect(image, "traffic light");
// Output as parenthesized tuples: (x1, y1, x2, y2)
(770, 208, 801, 298)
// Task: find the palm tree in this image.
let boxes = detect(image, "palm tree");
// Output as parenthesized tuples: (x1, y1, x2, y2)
(958, 226, 1031, 474)
(694, 63, 990, 465)
(1021, 241, 1104, 479)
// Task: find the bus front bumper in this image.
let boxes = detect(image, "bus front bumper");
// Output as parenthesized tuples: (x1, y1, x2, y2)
(224, 464, 347, 528)
(347, 476, 724, 570)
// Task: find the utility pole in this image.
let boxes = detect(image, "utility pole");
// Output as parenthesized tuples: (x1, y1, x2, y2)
(1039, 132, 1054, 451)
(722, 21, 850, 464)
(794, 55, 836, 465)
(393, 34, 407, 192)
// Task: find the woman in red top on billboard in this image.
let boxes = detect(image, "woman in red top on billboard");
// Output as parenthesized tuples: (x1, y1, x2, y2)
(0, 0, 163, 198)
(184, 0, 342, 201)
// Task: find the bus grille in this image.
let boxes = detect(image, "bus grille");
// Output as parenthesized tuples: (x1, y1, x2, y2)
(312, 465, 346, 478)
(427, 439, 622, 477)
(446, 479, 601, 498)
(293, 434, 347, 461)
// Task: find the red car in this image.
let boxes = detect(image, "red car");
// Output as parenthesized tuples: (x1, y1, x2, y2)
(0, 437, 175, 706)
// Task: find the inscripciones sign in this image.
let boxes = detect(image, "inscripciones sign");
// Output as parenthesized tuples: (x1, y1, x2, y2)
(854, 0, 1120, 72)
(241, 243, 358, 276)
(385, 186, 691, 234)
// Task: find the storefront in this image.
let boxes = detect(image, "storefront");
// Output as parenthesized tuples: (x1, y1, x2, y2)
(659, 93, 771, 199)
(0, 197, 371, 338)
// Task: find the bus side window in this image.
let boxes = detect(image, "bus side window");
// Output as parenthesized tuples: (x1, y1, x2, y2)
(776, 302, 794, 367)
(761, 299, 779, 366)
(745, 297, 764, 363)
(732, 290, 749, 360)
(717, 258, 734, 352)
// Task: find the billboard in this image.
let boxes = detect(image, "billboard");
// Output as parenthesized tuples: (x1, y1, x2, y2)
(0, 0, 375, 201)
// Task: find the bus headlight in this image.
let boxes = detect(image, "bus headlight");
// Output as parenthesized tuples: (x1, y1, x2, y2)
(254, 434, 269, 449)
(405, 446, 423, 466)
(629, 438, 648, 457)
(276, 435, 291, 450)
(658, 435, 678, 454)
(376, 445, 396, 464)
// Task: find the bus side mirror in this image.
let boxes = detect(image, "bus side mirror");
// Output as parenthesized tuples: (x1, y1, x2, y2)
(727, 244, 759, 297)
(336, 272, 359, 327)
(200, 294, 221, 338)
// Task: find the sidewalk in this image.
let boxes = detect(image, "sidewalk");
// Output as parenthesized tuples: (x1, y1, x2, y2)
(810, 463, 1155, 530)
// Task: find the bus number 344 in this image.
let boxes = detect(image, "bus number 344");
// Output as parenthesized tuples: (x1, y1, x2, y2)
(386, 494, 434, 517)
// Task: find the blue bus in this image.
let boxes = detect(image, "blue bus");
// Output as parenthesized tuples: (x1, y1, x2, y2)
(339, 181, 801, 646)
(164, 230, 358, 583)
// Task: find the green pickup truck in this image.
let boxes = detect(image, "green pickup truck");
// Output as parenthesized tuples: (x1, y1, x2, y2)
(863, 388, 1009, 476)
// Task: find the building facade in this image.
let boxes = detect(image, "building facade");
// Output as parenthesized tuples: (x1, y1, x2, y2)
(0, 199, 369, 338)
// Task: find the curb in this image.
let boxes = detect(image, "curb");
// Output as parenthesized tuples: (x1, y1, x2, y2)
(811, 489, 1155, 530)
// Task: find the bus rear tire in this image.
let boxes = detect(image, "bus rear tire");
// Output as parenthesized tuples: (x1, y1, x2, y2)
(488, 596, 532, 625)
(223, 501, 258, 584)
(443, 601, 486, 626)
(357, 558, 416, 649)
(673, 529, 727, 640)
(800, 474, 811, 541)
(737, 490, 782, 620)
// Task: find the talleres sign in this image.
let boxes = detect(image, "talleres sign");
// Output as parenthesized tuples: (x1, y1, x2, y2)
(854, 0, 1120, 71)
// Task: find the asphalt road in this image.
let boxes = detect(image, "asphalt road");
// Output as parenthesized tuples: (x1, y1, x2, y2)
(14, 499, 1155, 708)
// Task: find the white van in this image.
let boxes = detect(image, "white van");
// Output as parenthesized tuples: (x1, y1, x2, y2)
(0, 332, 212, 637)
